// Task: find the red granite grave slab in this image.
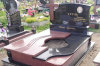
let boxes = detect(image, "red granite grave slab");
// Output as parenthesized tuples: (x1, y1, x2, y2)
(0, 31, 33, 48)
(4, 29, 70, 57)
(3, 29, 91, 66)
(10, 37, 89, 66)
(9, 31, 33, 43)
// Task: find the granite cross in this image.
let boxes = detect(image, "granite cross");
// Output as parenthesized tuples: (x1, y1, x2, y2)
(46, 0, 58, 21)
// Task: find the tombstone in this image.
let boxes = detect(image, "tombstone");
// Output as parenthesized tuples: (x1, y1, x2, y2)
(50, 4, 90, 34)
(2, 0, 24, 37)
(96, 0, 100, 5)
(89, 0, 100, 29)
(2, 0, 95, 66)
(0, 0, 34, 48)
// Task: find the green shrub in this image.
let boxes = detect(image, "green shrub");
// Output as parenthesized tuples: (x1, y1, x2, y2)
(25, 17, 37, 23)
(97, 8, 100, 15)
(31, 17, 37, 22)
(42, 17, 48, 21)
(87, 0, 94, 4)
(0, 16, 7, 26)
(0, 11, 6, 17)
(38, 19, 44, 22)
(25, 18, 32, 23)
(90, 6, 94, 15)
(37, 17, 49, 22)
(25, 16, 49, 23)
(0, 2, 4, 8)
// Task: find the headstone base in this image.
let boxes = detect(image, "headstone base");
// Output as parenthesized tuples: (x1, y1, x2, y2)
(2, 42, 95, 66)
(7, 25, 24, 38)
(7, 26, 24, 32)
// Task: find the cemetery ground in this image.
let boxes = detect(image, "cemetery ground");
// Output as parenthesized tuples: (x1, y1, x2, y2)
(0, 32, 100, 66)
(0, 0, 100, 66)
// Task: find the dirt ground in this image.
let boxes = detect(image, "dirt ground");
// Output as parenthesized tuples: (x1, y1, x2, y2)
(0, 33, 100, 66)
(79, 33, 100, 66)
(0, 49, 7, 66)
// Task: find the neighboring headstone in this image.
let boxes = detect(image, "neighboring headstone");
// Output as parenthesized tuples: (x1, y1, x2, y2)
(3, 0, 18, 15)
(2, 0, 24, 36)
(96, 0, 100, 5)
(7, 11, 24, 32)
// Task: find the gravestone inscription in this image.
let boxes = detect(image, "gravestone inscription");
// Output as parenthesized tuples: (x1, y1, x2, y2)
(7, 11, 24, 32)
(50, 4, 90, 34)
(10, 11, 21, 26)
(53, 4, 90, 26)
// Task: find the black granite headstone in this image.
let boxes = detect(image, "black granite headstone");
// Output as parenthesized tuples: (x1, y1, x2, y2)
(96, 0, 100, 5)
(52, 4, 90, 26)
(50, 4, 90, 34)
(7, 11, 24, 32)
(3, 0, 17, 15)
(2, 0, 24, 37)
(10, 11, 21, 26)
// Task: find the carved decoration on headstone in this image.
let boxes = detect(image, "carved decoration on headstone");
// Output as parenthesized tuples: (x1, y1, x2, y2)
(3, 0, 18, 15)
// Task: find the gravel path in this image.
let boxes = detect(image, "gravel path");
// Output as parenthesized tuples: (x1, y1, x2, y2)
(79, 33, 100, 66)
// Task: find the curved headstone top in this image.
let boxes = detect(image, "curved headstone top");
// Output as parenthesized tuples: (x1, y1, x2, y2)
(3, 0, 18, 15)
(52, 4, 90, 27)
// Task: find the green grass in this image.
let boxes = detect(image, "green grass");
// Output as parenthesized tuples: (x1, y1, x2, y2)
(0, 2, 7, 27)
(24, 26, 32, 30)
(87, 0, 94, 4)
(0, 0, 100, 33)
(90, 6, 94, 15)
(21, 16, 31, 22)
(24, 22, 50, 33)
(89, 28, 100, 33)
(0, 11, 6, 17)
(0, 16, 7, 26)
(36, 22, 50, 32)
(24, 22, 100, 33)
(0, 2, 4, 8)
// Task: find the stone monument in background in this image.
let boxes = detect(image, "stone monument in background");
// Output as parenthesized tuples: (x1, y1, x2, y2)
(2, 0, 24, 36)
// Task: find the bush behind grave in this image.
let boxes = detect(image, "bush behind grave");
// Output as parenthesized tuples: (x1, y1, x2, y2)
(25, 17, 37, 23)
(0, 16, 7, 27)
(25, 17, 49, 23)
